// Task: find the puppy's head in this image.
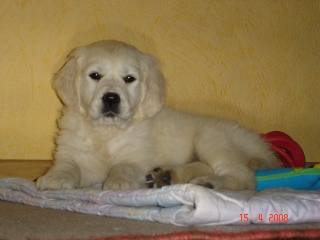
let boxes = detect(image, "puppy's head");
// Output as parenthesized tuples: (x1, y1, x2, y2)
(53, 40, 165, 128)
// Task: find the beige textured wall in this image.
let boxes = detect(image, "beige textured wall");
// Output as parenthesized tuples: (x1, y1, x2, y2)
(0, 0, 319, 162)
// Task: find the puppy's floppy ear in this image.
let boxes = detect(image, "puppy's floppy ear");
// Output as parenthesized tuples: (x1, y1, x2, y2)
(138, 54, 166, 118)
(52, 48, 84, 111)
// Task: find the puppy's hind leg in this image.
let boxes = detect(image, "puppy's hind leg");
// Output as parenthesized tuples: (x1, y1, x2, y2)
(146, 162, 214, 188)
(192, 129, 257, 190)
(189, 168, 256, 190)
(188, 154, 257, 190)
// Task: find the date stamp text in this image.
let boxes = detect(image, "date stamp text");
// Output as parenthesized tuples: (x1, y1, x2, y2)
(240, 213, 289, 223)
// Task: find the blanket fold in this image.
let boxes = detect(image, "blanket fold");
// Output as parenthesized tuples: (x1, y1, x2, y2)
(0, 178, 320, 226)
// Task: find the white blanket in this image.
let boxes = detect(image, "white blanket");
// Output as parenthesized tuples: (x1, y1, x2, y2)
(0, 178, 320, 226)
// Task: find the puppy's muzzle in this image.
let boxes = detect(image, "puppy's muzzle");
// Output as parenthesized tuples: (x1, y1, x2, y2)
(101, 92, 120, 117)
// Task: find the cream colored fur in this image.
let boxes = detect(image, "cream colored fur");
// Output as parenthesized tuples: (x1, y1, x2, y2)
(36, 40, 279, 191)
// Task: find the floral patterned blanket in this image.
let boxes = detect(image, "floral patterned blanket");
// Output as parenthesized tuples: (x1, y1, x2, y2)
(1, 178, 320, 226)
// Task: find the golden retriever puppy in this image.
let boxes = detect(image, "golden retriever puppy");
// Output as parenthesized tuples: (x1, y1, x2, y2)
(36, 40, 279, 191)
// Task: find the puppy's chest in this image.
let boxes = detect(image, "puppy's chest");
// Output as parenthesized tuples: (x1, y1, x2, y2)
(78, 127, 120, 156)
(106, 123, 153, 157)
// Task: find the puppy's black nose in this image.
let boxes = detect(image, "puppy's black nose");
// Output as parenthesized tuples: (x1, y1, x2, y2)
(102, 92, 120, 107)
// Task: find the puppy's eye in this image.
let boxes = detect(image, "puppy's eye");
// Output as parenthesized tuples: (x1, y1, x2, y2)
(89, 72, 102, 81)
(123, 75, 136, 84)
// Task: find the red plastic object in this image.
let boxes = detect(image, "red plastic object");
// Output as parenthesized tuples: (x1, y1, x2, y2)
(261, 131, 305, 168)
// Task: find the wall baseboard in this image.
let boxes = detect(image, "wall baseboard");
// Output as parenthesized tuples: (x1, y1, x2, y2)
(0, 160, 52, 181)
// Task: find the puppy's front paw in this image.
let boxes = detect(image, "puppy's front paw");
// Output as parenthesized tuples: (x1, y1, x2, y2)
(103, 175, 140, 190)
(146, 168, 172, 188)
(36, 173, 76, 190)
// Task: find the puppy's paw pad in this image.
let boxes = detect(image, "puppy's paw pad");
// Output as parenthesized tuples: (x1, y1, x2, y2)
(146, 168, 171, 188)
(146, 173, 155, 188)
